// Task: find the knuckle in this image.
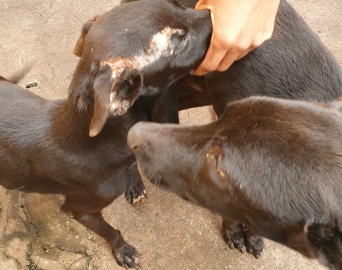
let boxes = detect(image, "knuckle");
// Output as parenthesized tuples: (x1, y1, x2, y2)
(219, 37, 235, 49)
(202, 63, 217, 73)
(213, 33, 235, 50)
(235, 41, 250, 53)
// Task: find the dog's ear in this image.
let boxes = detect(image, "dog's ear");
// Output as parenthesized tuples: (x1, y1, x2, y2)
(111, 68, 142, 114)
(89, 65, 142, 137)
(73, 16, 98, 57)
(89, 64, 113, 137)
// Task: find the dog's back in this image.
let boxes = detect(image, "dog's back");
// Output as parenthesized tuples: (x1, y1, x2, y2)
(0, 81, 59, 190)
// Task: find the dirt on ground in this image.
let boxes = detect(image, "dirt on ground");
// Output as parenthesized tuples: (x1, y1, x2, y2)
(0, 0, 341, 269)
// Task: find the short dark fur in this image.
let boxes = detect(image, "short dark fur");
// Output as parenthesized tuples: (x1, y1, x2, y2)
(128, 97, 342, 269)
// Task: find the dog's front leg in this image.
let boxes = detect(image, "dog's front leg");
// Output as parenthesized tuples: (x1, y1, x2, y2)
(125, 162, 147, 205)
(222, 217, 264, 258)
(61, 200, 140, 268)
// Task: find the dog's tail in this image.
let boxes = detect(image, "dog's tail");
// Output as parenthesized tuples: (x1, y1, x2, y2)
(1, 63, 33, 84)
(306, 220, 342, 269)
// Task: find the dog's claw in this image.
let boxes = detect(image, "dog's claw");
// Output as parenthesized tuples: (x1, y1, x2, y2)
(126, 188, 147, 206)
(132, 191, 147, 205)
(114, 243, 140, 269)
(227, 240, 235, 250)
(238, 245, 246, 253)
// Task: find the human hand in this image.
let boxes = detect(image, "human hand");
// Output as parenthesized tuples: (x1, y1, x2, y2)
(193, 0, 280, 76)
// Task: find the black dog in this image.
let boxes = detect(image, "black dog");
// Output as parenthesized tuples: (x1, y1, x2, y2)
(80, 0, 342, 258)
(0, 66, 162, 268)
(128, 96, 342, 269)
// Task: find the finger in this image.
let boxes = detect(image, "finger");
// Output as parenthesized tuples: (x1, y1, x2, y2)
(195, 0, 212, 11)
(193, 41, 228, 76)
(215, 48, 241, 72)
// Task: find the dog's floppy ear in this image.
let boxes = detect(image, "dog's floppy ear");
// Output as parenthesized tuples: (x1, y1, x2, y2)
(89, 65, 142, 137)
(73, 16, 98, 57)
(89, 64, 113, 137)
(110, 68, 142, 114)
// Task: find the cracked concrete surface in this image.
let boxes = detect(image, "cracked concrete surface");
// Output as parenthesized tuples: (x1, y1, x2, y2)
(0, 0, 341, 269)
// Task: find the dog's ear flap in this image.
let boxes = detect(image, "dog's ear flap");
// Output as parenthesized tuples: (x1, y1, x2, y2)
(113, 68, 142, 107)
(73, 16, 98, 57)
(89, 65, 143, 137)
(89, 64, 113, 137)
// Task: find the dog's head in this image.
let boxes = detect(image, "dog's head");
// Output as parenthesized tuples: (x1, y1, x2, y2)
(71, 0, 211, 136)
(128, 96, 342, 217)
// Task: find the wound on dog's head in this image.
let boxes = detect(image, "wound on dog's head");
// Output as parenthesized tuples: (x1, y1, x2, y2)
(206, 145, 229, 186)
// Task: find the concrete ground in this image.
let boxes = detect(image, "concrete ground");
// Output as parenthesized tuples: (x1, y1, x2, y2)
(0, 0, 341, 269)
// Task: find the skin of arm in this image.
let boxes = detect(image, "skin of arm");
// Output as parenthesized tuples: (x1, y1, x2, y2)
(193, 0, 281, 76)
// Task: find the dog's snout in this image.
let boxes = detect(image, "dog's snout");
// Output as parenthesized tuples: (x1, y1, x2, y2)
(127, 122, 150, 152)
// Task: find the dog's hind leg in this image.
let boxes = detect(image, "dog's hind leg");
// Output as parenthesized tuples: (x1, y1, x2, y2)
(125, 163, 147, 205)
(61, 196, 140, 269)
(222, 218, 264, 258)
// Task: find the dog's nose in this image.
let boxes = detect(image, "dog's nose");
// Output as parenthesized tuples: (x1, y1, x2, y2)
(127, 122, 149, 152)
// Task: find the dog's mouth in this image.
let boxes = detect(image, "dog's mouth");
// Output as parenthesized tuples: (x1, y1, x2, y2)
(137, 163, 194, 201)
(141, 168, 168, 188)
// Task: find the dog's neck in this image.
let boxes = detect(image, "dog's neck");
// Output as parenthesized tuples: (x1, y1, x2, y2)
(50, 97, 94, 148)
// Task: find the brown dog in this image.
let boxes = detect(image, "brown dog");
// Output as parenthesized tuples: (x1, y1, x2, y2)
(128, 96, 342, 269)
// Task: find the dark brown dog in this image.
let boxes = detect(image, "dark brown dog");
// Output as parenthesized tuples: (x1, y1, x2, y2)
(128, 96, 342, 269)
(0, 67, 166, 268)
(78, 0, 342, 259)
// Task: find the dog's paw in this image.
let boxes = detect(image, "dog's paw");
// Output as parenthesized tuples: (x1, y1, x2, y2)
(223, 225, 246, 253)
(125, 187, 147, 206)
(223, 223, 264, 257)
(245, 234, 264, 258)
(114, 243, 141, 269)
